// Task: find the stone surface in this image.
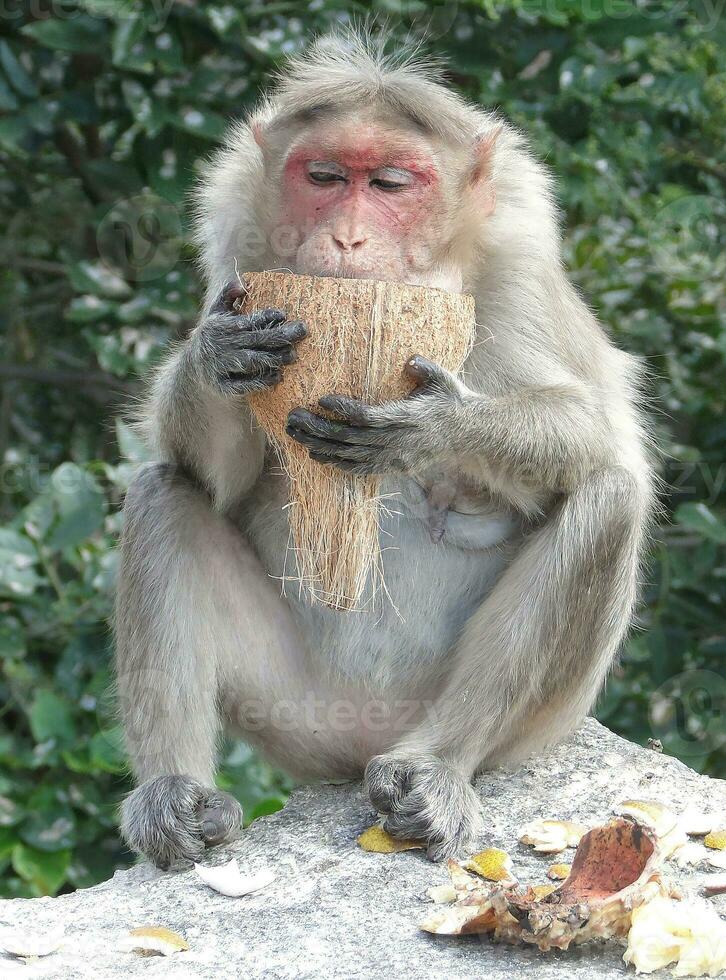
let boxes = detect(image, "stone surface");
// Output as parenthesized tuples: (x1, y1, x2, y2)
(1, 719, 725, 979)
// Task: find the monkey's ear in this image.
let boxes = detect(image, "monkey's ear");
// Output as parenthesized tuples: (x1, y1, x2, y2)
(468, 126, 501, 216)
(251, 119, 267, 151)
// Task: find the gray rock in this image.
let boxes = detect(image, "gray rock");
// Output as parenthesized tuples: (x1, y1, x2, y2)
(1, 719, 724, 979)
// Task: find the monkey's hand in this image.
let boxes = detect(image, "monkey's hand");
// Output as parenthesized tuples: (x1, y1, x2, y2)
(120, 775, 243, 869)
(365, 753, 482, 861)
(194, 281, 307, 396)
(285, 355, 461, 475)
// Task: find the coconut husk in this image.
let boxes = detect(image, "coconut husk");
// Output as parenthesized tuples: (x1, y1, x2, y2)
(237, 271, 475, 610)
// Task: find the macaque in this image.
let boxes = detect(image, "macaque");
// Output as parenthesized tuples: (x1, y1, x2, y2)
(115, 33, 653, 868)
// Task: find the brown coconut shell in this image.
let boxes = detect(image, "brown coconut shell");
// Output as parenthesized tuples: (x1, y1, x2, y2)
(237, 271, 476, 610)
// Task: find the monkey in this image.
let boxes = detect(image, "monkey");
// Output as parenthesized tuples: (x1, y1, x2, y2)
(115, 33, 654, 869)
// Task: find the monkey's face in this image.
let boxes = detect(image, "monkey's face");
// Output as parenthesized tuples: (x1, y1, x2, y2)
(268, 119, 458, 287)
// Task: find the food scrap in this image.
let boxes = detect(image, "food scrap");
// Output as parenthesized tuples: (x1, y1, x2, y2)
(680, 808, 717, 838)
(426, 883, 457, 904)
(615, 800, 679, 837)
(120, 926, 188, 957)
(194, 859, 275, 898)
(547, 863, 571, 880)
(532, 883, 558, 899)
(518, 818, 588, 853)
(464, 848, 516, 884)
(624, 895, 726, 976)
(705, 831, 726, 851)
(422, 819, 665, 950)
(357, 824, 424, 853)
(0, 926, 65, 960)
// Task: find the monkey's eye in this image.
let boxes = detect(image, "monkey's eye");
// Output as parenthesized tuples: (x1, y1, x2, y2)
(306, 161, 347, 185)
(369, 168, 413, 192)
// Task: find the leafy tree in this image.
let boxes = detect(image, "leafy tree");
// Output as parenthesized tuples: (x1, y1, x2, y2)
(0, 1, 723, 896)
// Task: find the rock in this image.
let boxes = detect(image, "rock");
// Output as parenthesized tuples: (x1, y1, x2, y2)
(1, 719, 724, 979)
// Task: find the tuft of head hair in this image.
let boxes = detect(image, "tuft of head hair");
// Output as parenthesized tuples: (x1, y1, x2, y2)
(253, 29, 486, 145)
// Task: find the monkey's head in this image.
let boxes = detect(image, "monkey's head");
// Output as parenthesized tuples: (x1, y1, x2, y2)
(197, 33, 554, 304)
(254, 108, 498, 291)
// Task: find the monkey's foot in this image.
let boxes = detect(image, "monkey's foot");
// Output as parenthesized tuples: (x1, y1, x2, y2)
(120, 775, 243, 870)
(364, 753, 482, 861)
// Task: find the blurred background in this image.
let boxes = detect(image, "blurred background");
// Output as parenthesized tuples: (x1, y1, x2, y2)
(0, 0, 724, 898)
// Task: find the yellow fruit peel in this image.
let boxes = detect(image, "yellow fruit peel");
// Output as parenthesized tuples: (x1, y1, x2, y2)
(704, 830, 726, 851)
(547, 863, 571, 880)
(124, 927, 188, 957)
(357, 825, 423, 853)
(532, 884, 557, 900)
(465, 848, 515, 882)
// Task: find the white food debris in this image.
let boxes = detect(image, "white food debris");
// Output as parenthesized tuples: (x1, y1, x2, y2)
(518, 819, 587, 854)
(0, 926, 64, 958)
(194, 859, 275, 898)
(624, 895, 726, 976)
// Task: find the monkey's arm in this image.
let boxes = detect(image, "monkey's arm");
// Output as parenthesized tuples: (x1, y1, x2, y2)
(142, 287, 306, 512)
(142, 343, 265, 511)
(286, 352, 625, 505)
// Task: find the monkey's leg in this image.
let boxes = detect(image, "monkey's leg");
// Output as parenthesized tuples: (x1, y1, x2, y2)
(115, 462, 303, 868)
(366, 465, 647, 859)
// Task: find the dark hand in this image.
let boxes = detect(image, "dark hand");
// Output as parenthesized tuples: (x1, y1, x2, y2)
(285, 355, 462, 476)
(196, 281, 307, 396)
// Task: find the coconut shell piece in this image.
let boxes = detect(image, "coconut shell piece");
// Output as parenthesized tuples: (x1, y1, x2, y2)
(421, 818, 667, 952)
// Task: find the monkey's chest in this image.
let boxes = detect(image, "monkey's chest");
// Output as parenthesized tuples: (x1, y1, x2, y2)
(241, 472, 522, 686)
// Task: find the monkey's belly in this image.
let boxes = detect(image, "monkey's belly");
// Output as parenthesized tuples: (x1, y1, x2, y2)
(241, 473, 523, 692)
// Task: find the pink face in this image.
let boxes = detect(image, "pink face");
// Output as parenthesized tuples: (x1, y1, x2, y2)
(269, 122, 449, 284)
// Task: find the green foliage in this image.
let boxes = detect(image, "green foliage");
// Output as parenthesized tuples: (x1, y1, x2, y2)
(0, 1, 724, 896)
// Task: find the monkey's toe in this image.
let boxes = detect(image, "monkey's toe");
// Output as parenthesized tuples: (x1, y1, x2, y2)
(199, 790, 243, 847)
(364, 754, 411, 813)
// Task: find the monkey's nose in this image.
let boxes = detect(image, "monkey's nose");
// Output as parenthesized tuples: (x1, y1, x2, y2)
(332, 234, 367, 252)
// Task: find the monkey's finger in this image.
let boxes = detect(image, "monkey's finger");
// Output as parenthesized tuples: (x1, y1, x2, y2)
(403, 355, 454, 394)
(365, 755, 412, 813)
(286, 407, 388, 445)
(219, 368, 283, 395)
(383, 811, 431, 844)
(316, 395, 375, 424)
(224, 347, 297, 374)
(242, 321, 307, 350)
(241, 307, 289, 331)
(287, 429, 382, 462)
